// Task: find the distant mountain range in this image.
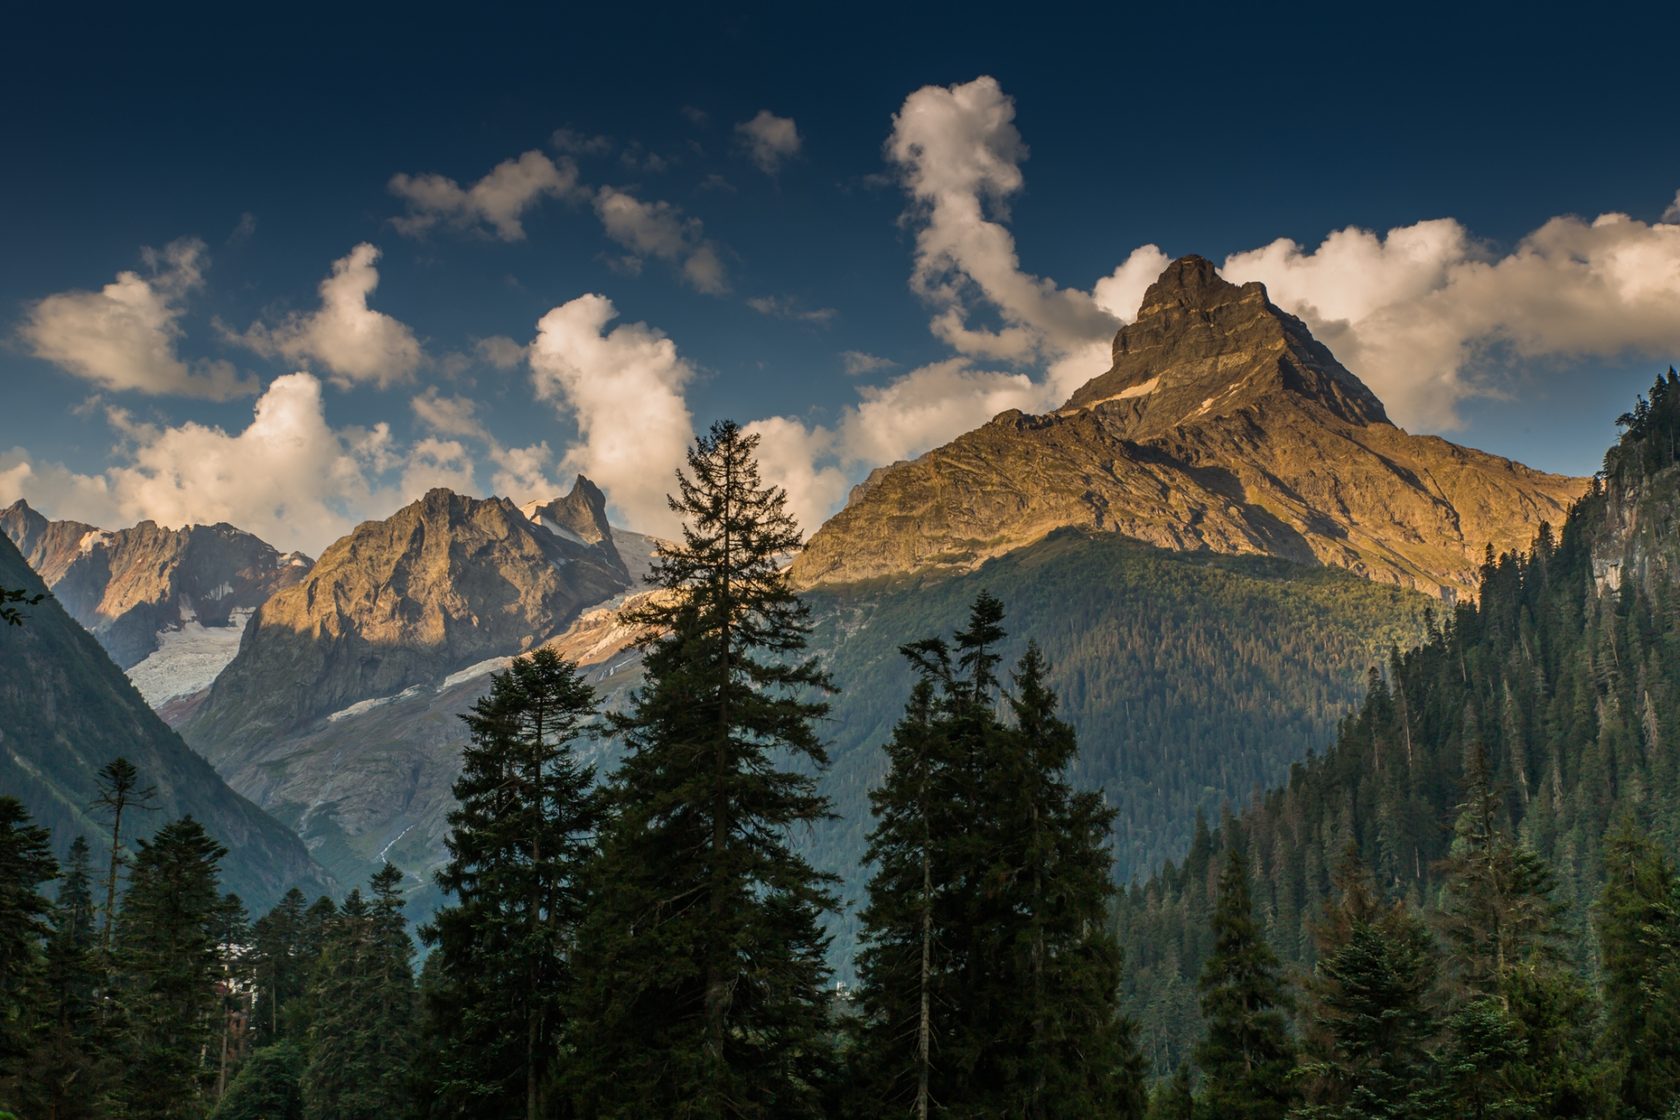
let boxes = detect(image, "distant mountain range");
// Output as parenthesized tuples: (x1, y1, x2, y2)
(1, 256, 1593, 931)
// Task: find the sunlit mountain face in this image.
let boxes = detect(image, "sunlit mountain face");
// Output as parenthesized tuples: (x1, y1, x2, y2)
(2, 8, 1678, 1118)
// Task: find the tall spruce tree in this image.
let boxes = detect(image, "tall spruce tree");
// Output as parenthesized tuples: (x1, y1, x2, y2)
(301, 866, 415, 1120)
(112, 816, 229, 1120)
(92, 756, 158, 960)
(1293, 853, 1442, 1120)
(423, 649, 599, 1120)
(250, 888, 310, 1042)
(570, 420, 838, 1119)
(1195, 845, 1295, 1120)
(1594, 820, 1680, 1118)
(852, 599, 1144, 1118)
(0, 797, 56, 1114)
(35, 837, 105, 1120)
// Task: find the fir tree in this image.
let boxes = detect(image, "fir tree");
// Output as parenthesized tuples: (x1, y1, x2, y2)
(0, 797, 56, 1113)
(212, 892, 252, 1103)
(1293, 854, 1441, 1120)
(423, 649, 599, 1120)
(250, 888, 310, 1042)
(301, 867, 415, 1120)
(211, 1040, 304, 1120)
(1147, 1065, 1195, 1120)
(1195, 845, 1295, 1120)
(92, 756, 158, 961)
(1595, 820, 1680, 1118)
(570, 420, 838, 1119)
(852, 600, 1144, 1118)
(112, 816, 229, 1120)
(35, 837, 104, 1120)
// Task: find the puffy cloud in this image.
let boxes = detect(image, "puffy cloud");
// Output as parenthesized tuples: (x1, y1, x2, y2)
(389, 150, 580, 241)
(742, 416, 848, 536)
(887, 76, 1117, 363)
(736, 110, 801, 174)
(0, 373, 464, 554)
(551, 128, 613, 156)
(19, 238, 255, 400)
(233, 244, 422, 388)
(747, 295, 837, 324)
(837, 360, 1043, 469)
(488, 442, 564, 504)
(592, 187, 729, 294)
(1222, 209, 1680, 428)
(410, 387, 488, 441)
(841, 350, 894, 375)
(1665, 190, 1680, 225)
(528, 294, 696, 533)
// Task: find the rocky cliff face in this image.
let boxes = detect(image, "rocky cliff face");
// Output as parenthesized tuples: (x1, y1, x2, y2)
(792, 256, 1587, 600)
(182, 482, 630, 760)
(0, 533, 332, 910)
(1, 500, 310, 668)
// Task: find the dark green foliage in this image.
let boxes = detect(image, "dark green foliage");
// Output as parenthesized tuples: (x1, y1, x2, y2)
(1293, 855, 1441, 1120)
(570, 420, 838, 1118)
(0, 584, 42, 626)
(852, 598, 1145, 1118)
(0, 796, 56, 1112)
(1121, 373, 1680, 1083)
(1194, 846, 1294, 1120)
(1594, 820, 1680, 1117)
(421, 649, 598, 1120)
(250, 888, 311, 1042)
(301, 866, 415, 1120)
(211, 1041, 304, 1120)
(1147, 1065, 1195, 1120)
(809, 529, 1430, 960)
(111, 817, 229, 1120)
(35, 837, 105, 1120)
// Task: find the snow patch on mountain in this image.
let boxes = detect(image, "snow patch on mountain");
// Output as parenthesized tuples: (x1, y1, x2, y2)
(126, 609, 254, 707)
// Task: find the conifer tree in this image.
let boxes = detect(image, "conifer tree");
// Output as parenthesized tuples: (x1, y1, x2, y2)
(1293, 854, 1441, 1119)
(1594, 820, 1680, 1117)
(92, 756, 158, 959)
(250, 888, 310, 1042)
(35, 837, 104, 1120)
(301, 866, 415, 1120)
(0, 797, 56, 1114)
(211, 1040, 304, 1120)
(1195, 845, 1295, 1120)
(1147, 1065, 1195, 1120)
(852, 599, 1144, 1118)
(424, 649, 599, 1120)
(112, 816, 229, 1120)
(570, 420, 837, 1119)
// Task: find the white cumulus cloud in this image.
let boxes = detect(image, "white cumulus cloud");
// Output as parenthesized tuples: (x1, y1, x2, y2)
(389, 150, 580, 241)
(233, 244, 423, 389)
(0, 373, 465, 554)
(736, 110, 801, 174)
(19, 238, 255, 400)
(528, 294, 696, 533)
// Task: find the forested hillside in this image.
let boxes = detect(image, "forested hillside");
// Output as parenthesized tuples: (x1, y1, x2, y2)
(1120, 371, 1680, 1086)
(807, 530, 1429, 953)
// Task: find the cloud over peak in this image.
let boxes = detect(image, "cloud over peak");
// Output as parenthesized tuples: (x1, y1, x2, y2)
(20, 238, 256, 400)
(232, 244, 423, 389)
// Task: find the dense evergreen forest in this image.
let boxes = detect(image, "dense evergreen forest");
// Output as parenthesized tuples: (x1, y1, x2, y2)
(4, 381, 1680, 1118)
(1121, 371, 1680, 1116)
(808, 531, 1428, 957)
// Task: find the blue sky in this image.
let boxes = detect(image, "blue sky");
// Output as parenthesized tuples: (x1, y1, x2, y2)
(3, 2, 1677, 552)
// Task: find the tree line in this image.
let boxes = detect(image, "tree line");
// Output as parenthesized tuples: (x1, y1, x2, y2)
(0, 421, 1146, 1119)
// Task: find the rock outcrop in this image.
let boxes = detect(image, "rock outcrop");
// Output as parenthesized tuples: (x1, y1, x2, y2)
(792, 256, 1587, 600)
(1, 500, 310, 668)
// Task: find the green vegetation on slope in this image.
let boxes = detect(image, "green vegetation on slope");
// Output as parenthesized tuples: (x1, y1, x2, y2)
(806, 528, 1430, 955)
(1119, 371, 1680, 1083)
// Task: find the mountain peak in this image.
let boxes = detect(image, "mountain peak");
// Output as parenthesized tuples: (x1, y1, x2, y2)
(1063, 255, 1387, 433)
